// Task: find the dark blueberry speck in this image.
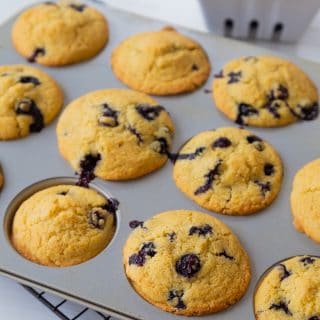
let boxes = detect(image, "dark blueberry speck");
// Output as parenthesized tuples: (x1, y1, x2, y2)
(194, 160, 222, 195)
(136, 104, 165, 121)
(157, 137, 170, 155)
(129, 242, 156, 267)
(129, 253, 145, 266)
(277, 85, 289, 100)
(129, 220, 144, 229)
(168, 232, 176, 242)
(216, 250, 234, 260)
(214, 70, 224, 78)
(278, 264, 291, 281)
(140, 242, 156, 258)
(295, 103, 319, 121)
(28, 48, 45, 63)
(175, 299, 186, 309)
(127, 125, 143, 144)
(15, 98, 44, 133)
(227, 71, 242, 84)
(308, 316, 320, 320)
(168, 290, 186, 309)
(171, 147, 205, 163)
(236, 103, 259, 125)
(269, 301, 292, 316)
(175, 253, 201, 278)
(57, 191, 68, 196)
(102, 198, 119, 215)
(264, 101, 281, 119)
(19, 76, 41, 86)
(76, 153, 101, 187)
(264, 163, 274, 176)
(69, 3, 86, 11)
(247, 135, 262, 143)
(204, 89, 212, 94)
(246, 135, 264, 151)
(212, 137, 232, 148)
(88, 208, 107, 229)
(254, 180, 271, 196)
(99, 104, 119, 127)
(189, 224, 213, 237)
(192, 64, 199, 71)
(300, 256, 316, 266)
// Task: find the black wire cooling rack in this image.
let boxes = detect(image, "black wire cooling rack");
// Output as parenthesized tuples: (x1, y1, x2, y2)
(22, 285, 117, 320)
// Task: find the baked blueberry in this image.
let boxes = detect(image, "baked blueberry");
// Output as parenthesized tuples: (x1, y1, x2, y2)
(15, 98, 44, 133)
(27, 48, 45, 63)
(102, 198, 119, 216)
(69, 3, 86, 12)
(236, 103, 259, 125)
(128, 242, 157, 266)
(98, 104, 119, 127)
(295, 103, 319, 121)
(129, 252, 145, 266)
(88, 208, 108, 229)
(192, 64, 199, 71)
(175, 253, 201, 278)
(264, 163, 274, 176)
(212, 137, 232, 148)
(214, 70, 224, 78)
(168, 290, 186, 309)
(269, 301, 292, 315)
(278, 264, 291, 281)
(247, 135, 262, 143)
(135, 104, 165, 121)
(300, 256, 316, 265)
(246, 135, 264, 151)
(140, 242, 156, 258)
(264, 101, 281, 118)
(194, 160, 222, 195)
(172, 147, 205, 163)
(77, 153, 101, 187)
(227, 71, 242, 84)
(19, 76, 41, 86)
(57, 191, 68, 196)
(127, 125, 143, 144)
(216, 250, 234, 260)
(254, 180, 271, 196)
(129, 220, 144, 229)
(168, 232, 176, 242)
(189, 224, 213, 236)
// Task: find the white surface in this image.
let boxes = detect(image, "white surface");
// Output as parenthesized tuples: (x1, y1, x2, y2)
(1, 0, 320, 319)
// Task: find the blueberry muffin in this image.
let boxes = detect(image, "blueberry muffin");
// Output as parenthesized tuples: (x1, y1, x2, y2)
(254, 255, 320, 319)
(12, 1, 108, 66)
(123, 210, 251, 315)
(11, 185, 118, 267)
(56, 88, 174, 182)
(213, 56, 319, 127)
(291, 159, 320, 243)
(111, 26, 211, 95)
(173, 127, 283, 215)
(0, 64, 63, 140)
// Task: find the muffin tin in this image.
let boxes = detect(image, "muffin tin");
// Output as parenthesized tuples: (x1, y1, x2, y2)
(0, 1, 320, 320)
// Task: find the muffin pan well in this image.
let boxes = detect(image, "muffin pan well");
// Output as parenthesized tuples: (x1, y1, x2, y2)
(0, 1, 320, 319)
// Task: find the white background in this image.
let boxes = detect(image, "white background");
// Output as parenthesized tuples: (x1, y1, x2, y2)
(1, 0, 320, 319)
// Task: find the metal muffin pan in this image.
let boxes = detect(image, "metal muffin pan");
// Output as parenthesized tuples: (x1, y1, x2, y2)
(0, 1, 320, 319)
